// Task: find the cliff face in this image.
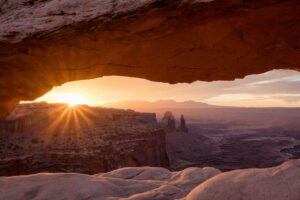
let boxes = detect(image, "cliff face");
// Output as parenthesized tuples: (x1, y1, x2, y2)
(0, 103, 169, 175)
(1, 0, 300, 118)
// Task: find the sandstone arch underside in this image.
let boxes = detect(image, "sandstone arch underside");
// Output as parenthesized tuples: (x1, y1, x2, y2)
(1, 0, 300, 118)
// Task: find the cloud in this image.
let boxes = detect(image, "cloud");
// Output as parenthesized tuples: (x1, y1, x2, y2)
(271, 94, 300, 103)
(200, 70, 300, 105)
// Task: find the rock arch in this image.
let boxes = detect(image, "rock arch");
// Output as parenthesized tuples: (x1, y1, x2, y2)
(1, 0, 300, 118)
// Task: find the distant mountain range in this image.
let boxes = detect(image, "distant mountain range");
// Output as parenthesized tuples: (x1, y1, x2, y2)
(101, 100, 222, 111)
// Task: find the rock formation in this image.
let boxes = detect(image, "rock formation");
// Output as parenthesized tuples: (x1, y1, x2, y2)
(180, 114, 188, 132)
(0, 166, 221, 200)
(161, 112, 189, 132)
(1, 159, 300, 200)
(1, 0, 300, 118)
(1, 1, 300, 197)
(161, 111, 176, 130)
(0, 103, 169, 176)
(187, 159, 300, 200)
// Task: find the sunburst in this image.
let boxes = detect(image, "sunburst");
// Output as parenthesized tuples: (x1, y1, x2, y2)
(46, 104, 94, 137)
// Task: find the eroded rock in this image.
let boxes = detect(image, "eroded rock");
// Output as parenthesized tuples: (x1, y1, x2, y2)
(0, 166, 221, 200)
(161, 111, 176, 130)
(187, 159, 300, 200)
(1, 160, 300, 200)
(0, 103, 169, 175)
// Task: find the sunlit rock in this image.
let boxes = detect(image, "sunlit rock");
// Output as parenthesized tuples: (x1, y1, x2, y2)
(0, 166, 221, 200)
(0, 103, 169, 175)
(1, 160, 300, 200)
(187, 159, 300, 200)
(1, 0, 300, 117)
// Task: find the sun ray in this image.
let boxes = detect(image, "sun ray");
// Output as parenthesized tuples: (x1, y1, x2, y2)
(77, 106, 94, 123)
(47, 106, 70, 134)
(61, 107, 72, 134)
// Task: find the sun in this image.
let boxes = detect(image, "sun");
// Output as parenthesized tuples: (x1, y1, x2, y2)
(57, 93, 89, 106)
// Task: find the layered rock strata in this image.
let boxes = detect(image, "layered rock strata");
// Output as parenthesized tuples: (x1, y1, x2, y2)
(0, 103, 169, 175)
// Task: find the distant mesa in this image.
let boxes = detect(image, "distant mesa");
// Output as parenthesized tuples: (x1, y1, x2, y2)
(102, 100, 221, 112)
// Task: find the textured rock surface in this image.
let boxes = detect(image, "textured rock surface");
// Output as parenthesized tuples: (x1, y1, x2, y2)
(187, 159, 300, 200)
(0, 166, 221, 200)
(1, 0, 300, 118)
(0, 103, 169, 175)
(1, 160, 300, 200)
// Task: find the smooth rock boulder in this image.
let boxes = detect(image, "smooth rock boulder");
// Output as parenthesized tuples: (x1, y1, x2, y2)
(187, 159, 300, 200)
(0, 166, 220, 200)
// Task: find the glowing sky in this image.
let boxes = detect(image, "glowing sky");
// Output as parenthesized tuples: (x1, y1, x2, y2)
(33, 70, 300, 107)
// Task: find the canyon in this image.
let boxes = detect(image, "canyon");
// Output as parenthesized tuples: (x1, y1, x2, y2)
(1, 0, 300, 199)
(0, 103, 169, 175)
(156, 107, 300, 171)
(1, 104, 300, 199)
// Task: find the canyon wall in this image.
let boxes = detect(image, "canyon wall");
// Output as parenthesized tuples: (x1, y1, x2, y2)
(1, 0, 300, 118)
(0, 103, 169, 175)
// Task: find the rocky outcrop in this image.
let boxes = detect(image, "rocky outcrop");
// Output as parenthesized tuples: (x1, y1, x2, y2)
(1, 159, 300, 200)
(180, 114, 188, 132)
(0, 166, 221, 200)
(187, 159, 300, 200)
(161, 111, 176, 130)
(0, 103, 169, 175)
(1, 0, 300, 118)
(161, 112, 189, 132)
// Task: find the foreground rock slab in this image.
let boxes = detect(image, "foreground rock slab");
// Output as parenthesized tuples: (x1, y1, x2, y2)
(0, 166, 220, 200)
(187, 159, 300, 200)
(1, 160, 300, 200)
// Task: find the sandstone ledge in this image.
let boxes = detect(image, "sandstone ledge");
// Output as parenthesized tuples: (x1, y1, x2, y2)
(1, 160, 300, 200)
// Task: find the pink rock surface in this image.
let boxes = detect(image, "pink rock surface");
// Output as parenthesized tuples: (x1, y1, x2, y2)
(1, 160, 300, 200)
(0, 166, 220, 200)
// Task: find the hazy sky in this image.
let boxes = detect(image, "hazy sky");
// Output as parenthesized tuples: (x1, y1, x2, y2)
(33, 70, 300, 107)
